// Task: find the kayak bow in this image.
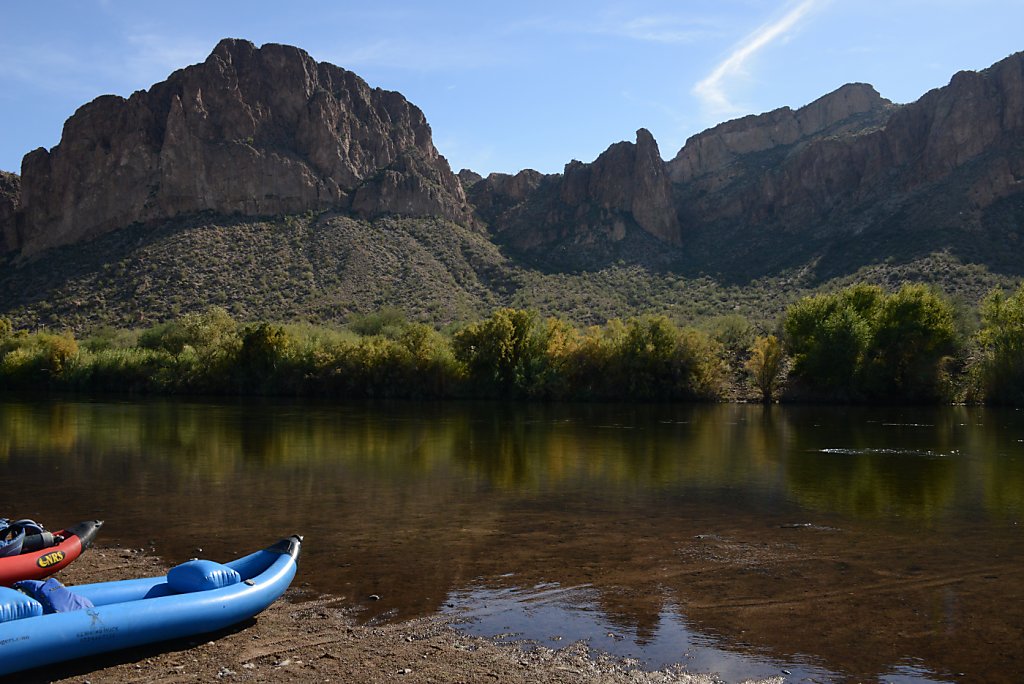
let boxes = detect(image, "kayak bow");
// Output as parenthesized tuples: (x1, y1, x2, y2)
(0, 520, 103, 587)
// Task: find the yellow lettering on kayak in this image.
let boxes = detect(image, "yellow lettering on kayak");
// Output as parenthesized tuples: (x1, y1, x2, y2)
(37, 551, 66, 569)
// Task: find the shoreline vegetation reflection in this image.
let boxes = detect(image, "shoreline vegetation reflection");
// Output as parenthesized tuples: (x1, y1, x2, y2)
(1, 399, 1023, 682)
(2, 400, 1024, 520)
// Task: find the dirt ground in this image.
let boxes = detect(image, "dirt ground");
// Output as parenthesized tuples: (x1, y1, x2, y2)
(13, 546, 782, 684)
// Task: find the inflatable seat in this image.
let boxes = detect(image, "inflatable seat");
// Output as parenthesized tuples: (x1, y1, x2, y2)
(0, 585, 43, 623)
(167, 560, 241, 593)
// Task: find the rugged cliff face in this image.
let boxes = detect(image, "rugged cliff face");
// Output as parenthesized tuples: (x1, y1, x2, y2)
(665, 52, 1024, 276)
(0, 171, 19, 254)
(468, 129, 680, 252)
(4, 40, 1023, 281)
(10, 39, 471, 256)
(465, 52, 1024, 273)
(669, 54, 1024, 230)
(668, 82, 893, 186)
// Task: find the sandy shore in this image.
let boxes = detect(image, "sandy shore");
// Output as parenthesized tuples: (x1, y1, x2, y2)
(10, 545, 785, 684)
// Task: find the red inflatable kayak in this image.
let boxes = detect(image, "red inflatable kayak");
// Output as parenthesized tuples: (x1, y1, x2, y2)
(0, 520, 103, 586)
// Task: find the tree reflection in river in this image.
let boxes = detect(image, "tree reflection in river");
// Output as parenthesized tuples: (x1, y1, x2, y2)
(0, 399, 1022, 682)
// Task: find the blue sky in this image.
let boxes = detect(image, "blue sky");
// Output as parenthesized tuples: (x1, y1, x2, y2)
(1, 1, 1021, 176)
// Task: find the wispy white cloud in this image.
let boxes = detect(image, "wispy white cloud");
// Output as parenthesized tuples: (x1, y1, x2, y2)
(600, 14, 719, 44)
(512, 12, 720, 45)
(693, 0, 824, 117)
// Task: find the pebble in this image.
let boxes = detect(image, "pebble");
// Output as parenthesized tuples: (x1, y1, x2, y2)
(398, 668, 412, 675)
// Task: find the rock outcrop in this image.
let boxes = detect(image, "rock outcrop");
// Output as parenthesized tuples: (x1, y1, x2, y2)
(667, 83, 893, 185)
(668, 54, 1024, 232)
(0, 171, 19, 254)
(469, 129, 680, 251)
(12, 39, 472, 256)
(467, 52, 1024, 273)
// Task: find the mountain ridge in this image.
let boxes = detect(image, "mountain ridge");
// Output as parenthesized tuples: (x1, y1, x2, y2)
(2, 41, 1023, 329)
(7, 38, 473, 257)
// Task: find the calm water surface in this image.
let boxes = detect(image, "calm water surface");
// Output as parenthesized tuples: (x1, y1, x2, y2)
(1, 399, 1022, 683)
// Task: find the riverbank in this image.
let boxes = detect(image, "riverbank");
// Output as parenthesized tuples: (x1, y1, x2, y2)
(20, 545, 782, 684)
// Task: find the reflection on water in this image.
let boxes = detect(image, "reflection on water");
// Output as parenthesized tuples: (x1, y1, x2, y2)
(0, 399, 1022, 683)
(446, 583, 838, 682)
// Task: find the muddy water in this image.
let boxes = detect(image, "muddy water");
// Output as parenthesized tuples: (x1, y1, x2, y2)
(1, 399, 1022, 682)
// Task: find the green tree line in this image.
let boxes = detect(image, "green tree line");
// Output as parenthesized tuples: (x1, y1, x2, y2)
(2, 282, 1024, 404)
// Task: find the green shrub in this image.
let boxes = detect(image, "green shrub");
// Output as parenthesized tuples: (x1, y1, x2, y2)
(972, 284, 1024, 404)
(234, 323, 290, 393)
(453, 308, 546, 397)
(79, 347, 172, 393)
(0, 331, 80, 389)
(139, 307, 239, 360)
(590, 316, 725, 400)
(82, 326, 139, 352)
(784, 285, 880, 398)
(783, 284, 958, 401)
(860, 284, 957, 400)
(348, 307, 408, 338)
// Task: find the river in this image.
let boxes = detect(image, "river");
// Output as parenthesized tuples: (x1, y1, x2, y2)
(1, 399, 1021, 682)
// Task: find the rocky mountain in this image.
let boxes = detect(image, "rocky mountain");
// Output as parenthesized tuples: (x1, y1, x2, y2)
(465, 128, 679, 254)
(667, 55, 1024, 278)
(1, 41, 1023, 329)
(0, 171, 18, 254)
(465, 53, 1024, 278)
(464, 82, 891, 257)
(4, 38, 472, 257)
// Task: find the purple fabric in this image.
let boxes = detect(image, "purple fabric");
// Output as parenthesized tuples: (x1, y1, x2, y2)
(14, 578, 94, 614)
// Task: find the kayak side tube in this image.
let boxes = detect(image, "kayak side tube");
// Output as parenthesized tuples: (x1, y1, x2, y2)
(0, 534, 301, 676)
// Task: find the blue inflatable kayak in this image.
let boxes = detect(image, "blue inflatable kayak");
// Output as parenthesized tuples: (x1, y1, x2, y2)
(0, 535, 301, 676)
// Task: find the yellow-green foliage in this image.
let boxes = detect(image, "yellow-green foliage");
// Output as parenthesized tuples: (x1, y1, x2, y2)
(0, 330, 81, 388)
(0, 289, 988, 403)
(861, 284, 957, 398)
(745, 335, 785, 403)
(972, 283, 1024, 404)
(139, 306, 239, 361)
(609, 315, 725, 400)
(347, 307, 408, 338)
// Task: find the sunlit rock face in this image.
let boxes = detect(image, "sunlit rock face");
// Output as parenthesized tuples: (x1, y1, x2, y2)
(12, 38, 472, 256)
